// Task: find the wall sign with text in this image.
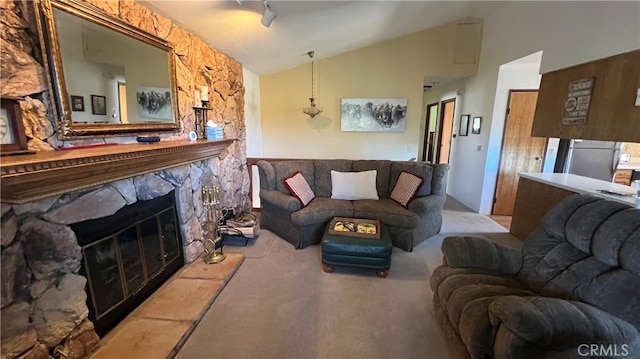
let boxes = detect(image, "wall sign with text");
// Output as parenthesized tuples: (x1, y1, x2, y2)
(562, 77, 594, 125)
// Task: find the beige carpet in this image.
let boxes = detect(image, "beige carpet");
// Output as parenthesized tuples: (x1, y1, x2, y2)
(176, 197, 521, 359)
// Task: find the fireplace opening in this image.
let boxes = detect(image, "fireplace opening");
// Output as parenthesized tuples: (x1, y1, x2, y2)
(70, 191, 184, 337)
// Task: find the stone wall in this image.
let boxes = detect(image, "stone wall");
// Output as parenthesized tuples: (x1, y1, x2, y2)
(1, 0, 249, 358)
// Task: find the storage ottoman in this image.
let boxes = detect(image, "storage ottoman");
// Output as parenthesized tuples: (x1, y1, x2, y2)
(320, 220, 393, 278)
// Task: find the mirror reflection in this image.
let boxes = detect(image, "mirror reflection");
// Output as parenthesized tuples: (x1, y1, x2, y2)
(36, 0, 179, 139)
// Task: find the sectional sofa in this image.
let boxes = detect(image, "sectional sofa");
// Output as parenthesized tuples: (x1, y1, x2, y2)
(256, 159, 449, 251)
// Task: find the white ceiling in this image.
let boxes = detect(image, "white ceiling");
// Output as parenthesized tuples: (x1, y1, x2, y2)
(142, 0, 496, 76)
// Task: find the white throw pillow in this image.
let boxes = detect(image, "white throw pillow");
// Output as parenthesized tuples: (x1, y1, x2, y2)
(330, 170, 379, 200)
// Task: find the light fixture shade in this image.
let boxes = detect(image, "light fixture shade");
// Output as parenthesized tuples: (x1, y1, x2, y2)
(303, 97, 323, 118)
(261, 5, 275, 27)
(303, 106, 323, 118)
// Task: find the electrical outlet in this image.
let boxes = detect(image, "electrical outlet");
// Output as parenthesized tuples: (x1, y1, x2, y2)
(476, 145, 482, 152)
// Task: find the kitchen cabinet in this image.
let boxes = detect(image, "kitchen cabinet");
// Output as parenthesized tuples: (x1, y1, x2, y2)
(531, 49, 640, 142)
(511, 173, 639, 240)
(614, 169, 633, 186)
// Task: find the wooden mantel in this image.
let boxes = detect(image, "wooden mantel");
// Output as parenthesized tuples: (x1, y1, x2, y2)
(1, 139, 235, 204)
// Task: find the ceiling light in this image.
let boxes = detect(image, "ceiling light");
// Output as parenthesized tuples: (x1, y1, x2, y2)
(235, 0, 243, 4)
(261, 1, 275, 28)
(303, 51, 323, 118)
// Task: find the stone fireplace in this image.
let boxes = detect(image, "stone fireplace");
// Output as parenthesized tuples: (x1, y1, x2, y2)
(73, 191, 184, 337)
(1, 0, 249, 358)
(1, 153, 249, 358)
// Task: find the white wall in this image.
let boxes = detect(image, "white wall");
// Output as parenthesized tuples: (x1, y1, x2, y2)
(477, 52, 543, 214)
(446, 1, 640, 213)
(243, 68, 262, 157)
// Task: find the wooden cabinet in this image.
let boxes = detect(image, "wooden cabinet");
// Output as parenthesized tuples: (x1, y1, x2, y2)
(614, 169, 633, 186)
(531, 50, 640, 142)
(510, 178, 576, 240)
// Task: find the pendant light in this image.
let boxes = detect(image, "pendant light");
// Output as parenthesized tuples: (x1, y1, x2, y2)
(303, 51, 323, 118)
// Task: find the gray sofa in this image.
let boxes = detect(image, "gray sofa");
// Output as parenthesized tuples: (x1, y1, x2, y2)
(430, 194, 640, 358)
(257, 159, 449, 251)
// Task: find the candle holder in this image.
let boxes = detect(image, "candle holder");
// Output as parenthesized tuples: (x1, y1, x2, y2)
(198, 185, 226, 264)
(193, 100, 210, 140)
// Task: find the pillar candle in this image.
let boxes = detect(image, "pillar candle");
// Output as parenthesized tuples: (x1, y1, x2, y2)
(194, 90, 201, 107)
(200, 86, 209, 101)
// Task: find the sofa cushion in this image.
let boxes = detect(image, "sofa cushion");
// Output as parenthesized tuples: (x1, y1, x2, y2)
(390, 171, 423, 207)
(390, 161, 434, 196)
(352, 160, 392, 198)
(273, 161, 315, 194)
(283, 171, 315, 207)
(314, 160, 353, 197)
(330, 170, 379, 200)
(290, 197, 354, 227)
(352, 199, 419, 228)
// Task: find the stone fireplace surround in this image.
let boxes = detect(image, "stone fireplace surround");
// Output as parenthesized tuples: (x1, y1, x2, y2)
(1, 0, 250, 358)
(1, 144, 249, 358)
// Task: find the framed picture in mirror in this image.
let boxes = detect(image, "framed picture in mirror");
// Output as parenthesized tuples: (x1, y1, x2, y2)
(71, 95, 84, 112)
(91, 95, 107, 115)
(1, 98, 31, 156)
(459, 114, 470, 136)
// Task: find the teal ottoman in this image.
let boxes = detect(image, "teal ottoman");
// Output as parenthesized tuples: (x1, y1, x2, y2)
(321, 218, 392, 278)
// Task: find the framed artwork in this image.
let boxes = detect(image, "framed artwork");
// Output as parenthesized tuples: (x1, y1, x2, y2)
(71, 95, 85, 112)
(459, 114, 470, 136)
(341, 98, 407, 132)
(91, 95, 107, 115)
(136, 86, 173, 120)
(1, 98, 30, 155)
(472, 116, 482, 134)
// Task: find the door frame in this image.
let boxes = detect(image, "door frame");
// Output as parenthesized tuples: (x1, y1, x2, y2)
(422, 102, 439, 162)
(492, 89, 547, 215)
(435, 98, 456, 164)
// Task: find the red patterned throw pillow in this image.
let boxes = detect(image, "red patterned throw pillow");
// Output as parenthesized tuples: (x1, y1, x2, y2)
(283, 172, 315, 207)
(390, 171, 424, 208)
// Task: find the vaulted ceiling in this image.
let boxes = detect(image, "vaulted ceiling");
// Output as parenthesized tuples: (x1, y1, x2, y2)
(142, 1, 498, 75)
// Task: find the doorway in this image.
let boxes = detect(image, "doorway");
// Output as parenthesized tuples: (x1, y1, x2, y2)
(422, 102, 439, 162)
(493, 90, 547, 215)
(435, 99, 456, 164)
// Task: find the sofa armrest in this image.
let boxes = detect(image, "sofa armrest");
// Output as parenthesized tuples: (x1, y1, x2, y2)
(489, 296, 640, 350)
(259, 189, 301, 212)
(441, 236, 522, 275)
(407, 194, 445, 214)
(257, 160, 276, 191)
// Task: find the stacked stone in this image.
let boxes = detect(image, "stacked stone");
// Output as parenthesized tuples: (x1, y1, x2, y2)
(1, 0, 250, 358)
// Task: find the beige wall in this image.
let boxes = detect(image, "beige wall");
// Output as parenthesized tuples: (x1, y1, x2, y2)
(260, 20, 478, 160)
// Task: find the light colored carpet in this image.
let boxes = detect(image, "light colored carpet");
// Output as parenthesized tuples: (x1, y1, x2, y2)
(176, 197, 521, 359)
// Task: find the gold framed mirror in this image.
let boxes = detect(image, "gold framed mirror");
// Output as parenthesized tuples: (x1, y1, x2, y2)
(34, 0, 180, 140)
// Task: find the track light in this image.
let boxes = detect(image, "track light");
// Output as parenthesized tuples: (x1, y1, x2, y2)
(235, 0, 243, 4)
(261, 1, 275, 28)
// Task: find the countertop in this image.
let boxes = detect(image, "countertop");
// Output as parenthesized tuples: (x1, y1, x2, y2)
(519, 173, 639, 208)
(616, 164, 640, 170)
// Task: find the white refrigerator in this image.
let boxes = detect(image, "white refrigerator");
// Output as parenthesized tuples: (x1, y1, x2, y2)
(565, 140, 622, 182)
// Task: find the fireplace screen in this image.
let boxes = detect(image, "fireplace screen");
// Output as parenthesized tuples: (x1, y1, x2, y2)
(72, 191, 183, 336)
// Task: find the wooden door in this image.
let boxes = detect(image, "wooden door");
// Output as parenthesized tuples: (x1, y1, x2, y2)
(493, 91, 547, 215)
(436, 99, 455, 164)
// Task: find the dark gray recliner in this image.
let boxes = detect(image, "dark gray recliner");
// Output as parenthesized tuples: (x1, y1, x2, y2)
(430, 194, 640, 358)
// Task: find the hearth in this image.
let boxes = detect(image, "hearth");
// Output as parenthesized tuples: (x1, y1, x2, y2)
(70, 192, 183, 337)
